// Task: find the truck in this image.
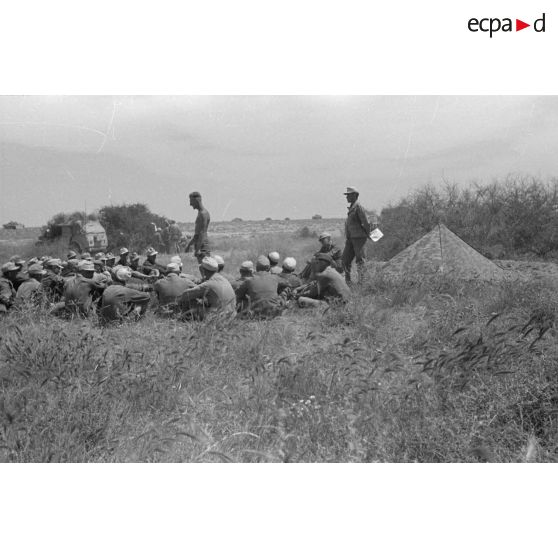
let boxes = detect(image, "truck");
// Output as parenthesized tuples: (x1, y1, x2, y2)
(37, 219, 108, 253)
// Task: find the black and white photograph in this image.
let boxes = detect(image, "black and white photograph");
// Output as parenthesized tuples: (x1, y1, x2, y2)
(2, 95, 558, 463)
(1, 2, 557, 556)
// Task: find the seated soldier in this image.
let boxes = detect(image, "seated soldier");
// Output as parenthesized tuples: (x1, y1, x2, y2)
(178, 257, 236, 320)
(235, 255, 290, 319)
(117, 247, 130, 267)
(52, 260, 107, 318)
(278, 257, 302, 296)
(41, 259, 66, 302)
(99, 267, 152, 324)
(154, 262, 196, 316)
(296, 253, 351, 308)
(10, 255, 28, 292)
(0, 262, 18, 313)
(15, 263, 46, 307)
(141, 247, 167, 275)
(231, 261, 254, 292)
(299, 232, 344, 280)
(168, 255, 198, 282)
(268, 251, 282, 274)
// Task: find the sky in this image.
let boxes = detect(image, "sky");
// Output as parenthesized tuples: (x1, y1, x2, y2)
(1, 95, 557, 226)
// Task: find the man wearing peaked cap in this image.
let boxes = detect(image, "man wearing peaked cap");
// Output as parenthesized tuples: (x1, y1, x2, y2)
(67, 250, 78, 261)
(185, 191, 211, 263)
(178, 256, 236, 320)
(342, 186, 371, 284)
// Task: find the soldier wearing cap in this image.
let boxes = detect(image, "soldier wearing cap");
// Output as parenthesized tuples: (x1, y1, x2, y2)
(235, 256, 290, 319)
(168, 255, 198, 282)
(67, 250, 79, 261)
(154, 262, 197, 315)
(141, 247, 167, 276)
(10, 255, 28, 291)
(185, 191, 211, 263)
(300, 232, 344, 280)
(296, 253, 351, 308)
(268, 252, 282, 275)
(99, 266, 152, 324)
(342, 187, 371, 284)
(42, 259, 66, 302)
(231, 261, 254, 292)
(278, 257, 302, 297)
(117, 247, 129, 267)
(0, 262, 18, 313)
(93, 260, 113, 286)
(53, 260, 107, 317)
(15, 264, 46, 307)
(178, 256, 236, 320)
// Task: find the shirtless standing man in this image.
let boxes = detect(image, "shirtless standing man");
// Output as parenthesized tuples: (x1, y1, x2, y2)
(185, 191, 211, 263)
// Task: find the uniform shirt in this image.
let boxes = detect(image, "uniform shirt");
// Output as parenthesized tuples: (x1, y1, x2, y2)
(305, 267, 351, 301)
(319, 243, 344, 272)
(100, 284, 151, 322)
(180, 273, 236, 315)
(235, 271, 289, 315)
(15, 277, 43, 304)
(63, 275, 106, 315)
(345, 201, 371, 239)
(154, 273, 196, 305)
(0, 277, 16, 311)
(230, 275, 250, 292)
(278, 271, 302, 291)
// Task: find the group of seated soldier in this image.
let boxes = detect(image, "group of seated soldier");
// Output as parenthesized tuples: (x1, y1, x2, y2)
(0, 232, 350, 324)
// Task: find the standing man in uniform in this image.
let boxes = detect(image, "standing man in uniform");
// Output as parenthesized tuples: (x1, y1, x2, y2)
(342, 187, 371, 284)
(185, 191, 211, 263)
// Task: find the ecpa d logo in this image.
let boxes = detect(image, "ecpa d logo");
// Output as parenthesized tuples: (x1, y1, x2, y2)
(468, 13, 546, 37)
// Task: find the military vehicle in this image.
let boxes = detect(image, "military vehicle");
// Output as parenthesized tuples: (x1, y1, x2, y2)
(37, 219, 108, 253)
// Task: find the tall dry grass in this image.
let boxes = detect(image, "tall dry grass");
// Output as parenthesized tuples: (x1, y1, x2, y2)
(2, 243, 558, 462)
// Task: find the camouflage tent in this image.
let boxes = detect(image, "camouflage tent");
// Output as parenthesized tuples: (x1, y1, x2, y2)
(382, 223, 505, 280)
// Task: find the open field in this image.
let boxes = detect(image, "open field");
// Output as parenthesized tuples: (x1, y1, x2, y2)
(2, 230, 558, 462)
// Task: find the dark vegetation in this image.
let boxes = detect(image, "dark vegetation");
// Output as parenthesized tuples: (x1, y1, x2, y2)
(375, 176, 558, 261)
